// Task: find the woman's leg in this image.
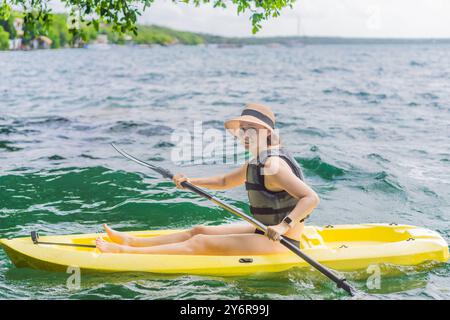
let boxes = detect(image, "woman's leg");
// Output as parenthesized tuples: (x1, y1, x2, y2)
(103, 222, 256, 247)
(96, 233, 290, 255)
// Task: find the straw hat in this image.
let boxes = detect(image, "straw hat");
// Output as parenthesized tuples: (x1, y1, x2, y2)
(224, 103, 276, 136)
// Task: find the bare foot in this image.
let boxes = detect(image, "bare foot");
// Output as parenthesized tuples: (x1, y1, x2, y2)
(103, 224, 131, 245)
(96, 237, 123, 253)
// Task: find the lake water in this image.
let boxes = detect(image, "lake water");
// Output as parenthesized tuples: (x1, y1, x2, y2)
(0, 44, 449, 299)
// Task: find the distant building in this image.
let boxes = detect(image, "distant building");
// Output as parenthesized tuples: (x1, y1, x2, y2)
(14, 18, 24, 37)
(29, 36, 52, 49)
(9, 18, 24, 50)
(37, 36, 53, 49)
(123, 34, 132, 45)
(85, 33, 110, 49)
(96, 34, 108, 44)
(9, 38, 20, 50)
(8, 17, 54, 50)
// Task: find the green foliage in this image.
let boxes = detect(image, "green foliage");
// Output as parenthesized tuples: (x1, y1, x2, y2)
(0, 0, 295, 38)
(135, 25, 204, 45)
(0, 9, 209, 49)
(100, 25, 130, 44)
(80, 24, 99, 42)
(133, 28, 173, 45)
(0, 14, 15, 39)
(0, 0, 11, 20)
(0, 25, 9, 49)
(47, 14, 70, 48)
(0, 0, 298, 50)
(182, 0, 296, 33)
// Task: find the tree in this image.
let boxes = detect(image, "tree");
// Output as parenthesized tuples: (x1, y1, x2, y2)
(0, 0, 295, 38)
(47, 14, 71, 48)
(0, 14, 15, 38)
(0, 25, 9, 49)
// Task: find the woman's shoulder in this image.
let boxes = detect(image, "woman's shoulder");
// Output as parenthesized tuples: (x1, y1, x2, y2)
(263, 156, 291, 176)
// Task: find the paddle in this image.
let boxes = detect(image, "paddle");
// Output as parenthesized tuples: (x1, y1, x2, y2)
(30, 231, 96, 248)
(111, 143, 357, 296)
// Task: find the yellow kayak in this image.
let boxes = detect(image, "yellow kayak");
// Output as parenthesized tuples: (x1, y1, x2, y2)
(1, 224, 448, 276)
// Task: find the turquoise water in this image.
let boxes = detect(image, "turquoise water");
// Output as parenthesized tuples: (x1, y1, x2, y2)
(0, 44, 449, 299)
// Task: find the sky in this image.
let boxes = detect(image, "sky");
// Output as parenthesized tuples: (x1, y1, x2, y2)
(51, 0, 450, 38)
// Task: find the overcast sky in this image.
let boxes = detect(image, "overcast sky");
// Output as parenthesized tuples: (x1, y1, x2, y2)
(53, 0, 450, 38)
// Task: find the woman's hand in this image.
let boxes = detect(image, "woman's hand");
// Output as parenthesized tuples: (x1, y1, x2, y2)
(173, 173, 189, 189)
(266, 221, 291, 242)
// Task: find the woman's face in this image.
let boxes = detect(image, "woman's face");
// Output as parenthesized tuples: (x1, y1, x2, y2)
(238, 121, 270, 150)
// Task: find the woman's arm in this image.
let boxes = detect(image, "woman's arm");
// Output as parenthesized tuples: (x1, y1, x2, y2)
(173, 163, 247, 190)
(264, 157, 320, 225)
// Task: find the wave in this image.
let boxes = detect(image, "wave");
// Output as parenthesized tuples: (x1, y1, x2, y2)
(295, 156, 346, 180)
(153, 141, 175, 148)
(0, 140, 22, 152)
(0, 125, 17, 135)
(410, 60, 426, 67)
(349, 170, 406, 197)
(147, 156, 164, 162)
(109, 121, 173, 136)
(295, 155, 406, 197)
(371, 171, 405, 194)
(137, 126, 173, 136)
(138, 72, 165, 82)
(48, 155, 66, 161)
(0, 166, 227, 228)
(419, 93, 439, 100)
(367, 153, 389, 163)
(311, 66, 352, 74)
(322, 87, 388, 101)
(295, 127, 329, 137)
(14, 116, 71, 127)
(202, 120, 224, 130)
(80, 154, 101, 159)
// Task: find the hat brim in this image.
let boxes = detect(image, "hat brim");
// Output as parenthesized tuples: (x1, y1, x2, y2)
(224, 115, 274, 137)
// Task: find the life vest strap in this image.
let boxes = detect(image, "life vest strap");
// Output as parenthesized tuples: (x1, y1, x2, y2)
(250, 205, 297, 215)
(245, 181, 267, 191)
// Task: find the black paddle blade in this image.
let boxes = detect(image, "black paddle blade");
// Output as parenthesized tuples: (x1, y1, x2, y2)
(337, 278, 357, 296)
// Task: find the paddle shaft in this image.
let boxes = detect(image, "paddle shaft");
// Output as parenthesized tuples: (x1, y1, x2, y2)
(180, 181, 355, 295)
(35, 241, 96, 248)
(112, 144, 356, 296)
(30, 231, 96, 248)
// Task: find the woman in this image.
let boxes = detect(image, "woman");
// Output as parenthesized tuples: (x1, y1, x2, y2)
(96, 103, 320, 254)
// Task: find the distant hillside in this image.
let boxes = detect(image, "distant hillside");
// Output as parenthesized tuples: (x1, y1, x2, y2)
(202, 34, 450, 46)
(105, 24, 205, 46)
(0, 12, 206, 49)
(2, 10, 450, 51)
